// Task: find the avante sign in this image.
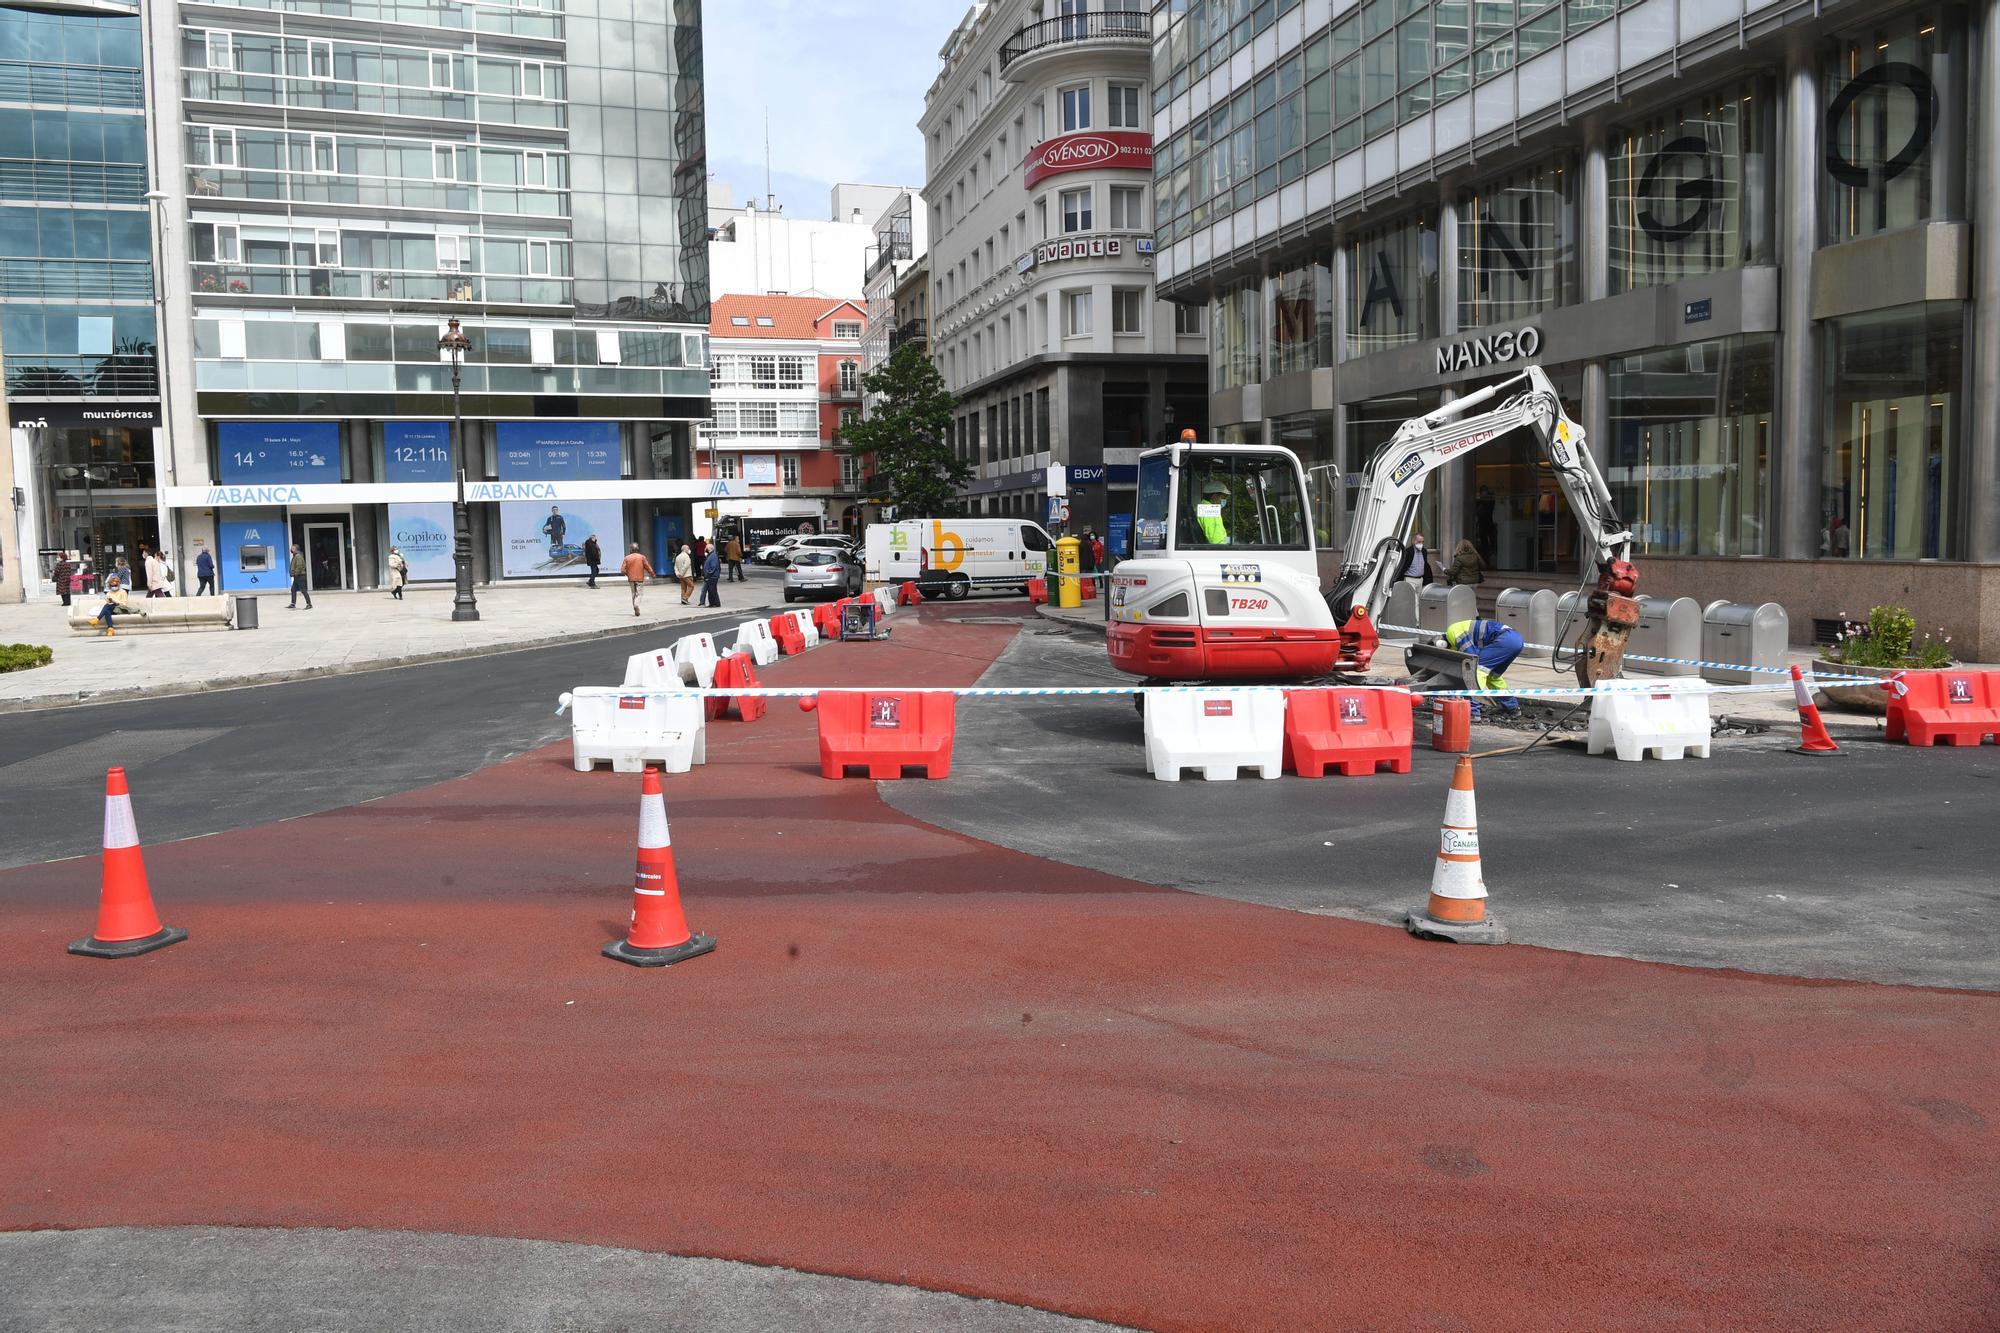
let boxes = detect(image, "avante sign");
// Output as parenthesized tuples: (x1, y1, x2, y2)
(1023, 130, 1153, 186)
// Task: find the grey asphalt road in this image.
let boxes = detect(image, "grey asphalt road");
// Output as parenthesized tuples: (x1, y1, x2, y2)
(0, 1229, 1128, 1333)
(882, 619, 2000, 991)
(0, 601, 770, 871)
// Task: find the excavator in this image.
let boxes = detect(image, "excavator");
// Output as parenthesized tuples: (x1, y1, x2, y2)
(1106, 364, 1640, 687)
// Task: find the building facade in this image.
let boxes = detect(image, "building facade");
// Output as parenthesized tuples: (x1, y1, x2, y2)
(696, 293, 869, 543)
(1149, 0, 2000, 654)
(923, 1, 1208, 546)
(2, 0, 161, 600)
(133, 0, 717, 595)
(860, 187, 926, 394)
(706, 188, 878, 301)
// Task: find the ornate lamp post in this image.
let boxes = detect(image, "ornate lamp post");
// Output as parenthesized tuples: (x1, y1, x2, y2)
(438, 317, 479, 622)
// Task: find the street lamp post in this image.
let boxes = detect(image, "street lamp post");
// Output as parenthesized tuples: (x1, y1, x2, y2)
(438, 317, 479, 622)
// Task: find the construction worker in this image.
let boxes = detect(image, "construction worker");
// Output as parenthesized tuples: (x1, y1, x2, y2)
(1195, 478, 1231, 544)
(1443, 618, 1523, 714)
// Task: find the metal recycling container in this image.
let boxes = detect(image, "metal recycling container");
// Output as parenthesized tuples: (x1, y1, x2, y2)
(1417, 583, 1476, 633)
(233, 594, 259, 630)
(1553, 591, 1592, 654)
(1494, 587, 1556, 651)
(1700, 600, 1788, 683)
(1381, 579, 1420, 636)
(1624, 595, 1701, 677)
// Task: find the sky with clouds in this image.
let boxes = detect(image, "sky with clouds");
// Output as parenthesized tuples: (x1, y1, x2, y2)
(701, 0, 942, 220)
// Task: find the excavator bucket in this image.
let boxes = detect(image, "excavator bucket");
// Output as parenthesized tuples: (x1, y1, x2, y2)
(1405, 642, 1482, 694)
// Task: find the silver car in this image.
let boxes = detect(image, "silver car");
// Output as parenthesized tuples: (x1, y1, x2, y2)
(782, 550, 863, 602)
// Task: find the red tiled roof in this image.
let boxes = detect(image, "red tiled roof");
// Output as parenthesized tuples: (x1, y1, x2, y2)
(710, 294, 865, 339)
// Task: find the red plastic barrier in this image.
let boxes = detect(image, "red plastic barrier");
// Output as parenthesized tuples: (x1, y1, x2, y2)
(1080, 576, 1097, 600)
(1026, 578, 1048, 605)
(1282, 688, 1413, 777)
(811, 601, 843, 638)
(1427, 698, 1471, 753)
(897, 581, 924, 606)
(769, 614, 806, 656)
(798, 690, 955, 779)
(712, 650, 766, 722)
(1885, 670, 2000, 747)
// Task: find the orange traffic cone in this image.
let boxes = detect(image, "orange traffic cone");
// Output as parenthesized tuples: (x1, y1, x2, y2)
(1405, 756, 1507, 944)
(1788, 665, 1842, 756)
(603, 766, 715, 967)
(68, 767, 187, 959)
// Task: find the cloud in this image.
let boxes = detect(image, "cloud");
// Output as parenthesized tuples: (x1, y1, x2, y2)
(700, 0, 938, 216)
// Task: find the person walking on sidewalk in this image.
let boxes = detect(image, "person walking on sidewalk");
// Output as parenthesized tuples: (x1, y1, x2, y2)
(53, 552, 76, 607)
(621, 542, 654, 617)
(287, 544, 313, 609)
(1447, 539, 1484, 587)
(673, 542, 694, 604)
(144, 548, 173, 598)
(724, 533, 745, 581)
(582, 534, 602, 589)
(699, 544, 721, 607)
(386, 545, 409, 600)
(194, 547, 215, 597)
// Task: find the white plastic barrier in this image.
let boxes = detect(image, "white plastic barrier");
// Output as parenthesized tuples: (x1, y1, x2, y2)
(562, 688, 707, 774)
(786, 607, 820, 648)
(671, 632, 720, 688)
(622, 645, 681, 690)
(1143, 689, 1285, 782)
(873, 586, 895, 617)
(734, 619, 779, 666)
(1586, 679, 1713, 762)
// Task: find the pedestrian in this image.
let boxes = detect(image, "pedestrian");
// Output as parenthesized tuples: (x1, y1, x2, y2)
(724, 533, 744, 581)
(287, 543, 313, 609)
(1079, 529, 1098, 574)
(386, 545, 409, 600)
(1404, 531, 1432, 586)
(194, 547, 216, 597)
(148, 548, 174, 597)
(699, 543, 722, 607)
(673, 542, 694, 604)
(52, 552, 75, 607)
(1091, 532, 1107, 570)
(582, 534, 602, 588)
(1447, 538, 1484, 587)
(691, 535, 708, 569)
(95, 570, 132, 636)
(620, 541, 654, 616)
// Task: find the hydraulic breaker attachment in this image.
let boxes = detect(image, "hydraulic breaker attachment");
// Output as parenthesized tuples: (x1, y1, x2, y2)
(1573, 560, 1640, 686)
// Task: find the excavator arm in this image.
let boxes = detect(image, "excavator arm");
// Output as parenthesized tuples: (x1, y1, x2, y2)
(1323, 365, 1640, 685)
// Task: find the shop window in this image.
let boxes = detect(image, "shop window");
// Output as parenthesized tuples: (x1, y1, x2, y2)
(1269, 260, 1333, 377)
(1345, 215, 1437, 357)
(1820, 304, 1961, 560)
(1456, 158, 1576, 327)
(1822, 13, 1957, 244)
(1606, 335, 1775, 558)
(1609, 82, 1767, 294)
(1211, 276, 1262, 389)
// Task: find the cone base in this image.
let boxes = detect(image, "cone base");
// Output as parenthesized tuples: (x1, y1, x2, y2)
(1405, 909, 1508, 946)
(602, 931, 715, 968)
(68, 924, 187, 959)
(1790, 743, 1844, 756)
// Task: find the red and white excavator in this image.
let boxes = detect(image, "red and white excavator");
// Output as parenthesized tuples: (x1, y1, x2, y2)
(1106, 365, 1640, 686)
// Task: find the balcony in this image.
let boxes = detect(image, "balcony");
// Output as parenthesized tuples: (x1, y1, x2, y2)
(998, 10, 1148, 75)
(190, 263, 570, 307)
(888, 318, 928, 353)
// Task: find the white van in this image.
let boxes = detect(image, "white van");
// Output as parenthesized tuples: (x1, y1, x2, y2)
(863, 518, 1055, 599)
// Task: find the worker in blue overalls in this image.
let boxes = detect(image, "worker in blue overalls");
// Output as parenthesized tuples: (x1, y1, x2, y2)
(1443, 618, 1524, 715)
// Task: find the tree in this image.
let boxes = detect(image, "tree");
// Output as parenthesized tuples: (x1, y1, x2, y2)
(840, 343, 970, 517)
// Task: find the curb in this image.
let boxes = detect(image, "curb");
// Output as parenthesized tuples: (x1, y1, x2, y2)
(1033, 604, 1109, 638)
(0, 602, 782, 716)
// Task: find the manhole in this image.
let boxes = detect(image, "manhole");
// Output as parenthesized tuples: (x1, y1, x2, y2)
(2, 728, 232, 783)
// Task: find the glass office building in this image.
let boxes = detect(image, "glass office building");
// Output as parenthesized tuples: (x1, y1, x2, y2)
(0, 0, 165, 591)
(141, 0, 719, 594)
(1148, 0, 2000, 657)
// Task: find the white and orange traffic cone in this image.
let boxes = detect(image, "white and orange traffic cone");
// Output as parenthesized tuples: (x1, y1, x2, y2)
(603, 766, 715, 968)
(1405, 756, 1507, 945)
(68, 767, 187, 959)
(1788, 665, 1842, 756)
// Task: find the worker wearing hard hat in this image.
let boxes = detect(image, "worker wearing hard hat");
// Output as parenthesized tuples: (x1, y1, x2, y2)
(1443, 618, 1523, 714)
(1195, 478, 1231, 544)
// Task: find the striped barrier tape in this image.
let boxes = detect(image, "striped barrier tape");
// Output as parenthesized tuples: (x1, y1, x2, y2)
(1377, 621, 1881, 685)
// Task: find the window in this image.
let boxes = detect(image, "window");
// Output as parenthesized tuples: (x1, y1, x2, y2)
(1060, 84, 1091, 131)
(208, 127, 237, 168)
(755, 316, 774, 326)
(1177, 452, 1311, 550)
(430, 53, 453, 90)
(314, 228, 338, 266)
(1063, 290, 1092, 337)
(1060, 186, 1092, 233)
(730, 315, 749, 326)
(838, 360, 859, 393)
(1175, 303, 1204, 335)
(1109, 184, 1145, 230)
(526, 239, 550, 275)
(436, 234, 469, 271)
(205, 30, 233, 71)
(1035, 198, 1048, 239)
(308, 39, 332, 80)
(1112, 288, 1145, 335)
(522, 151, 548, 187)
(839, 408, 859, 431)
(520, 60, 546, 98)
(714, 454, 737, 480)
(841, 454, 864, 488)
(781, 455, 800, 487)
(1108, 83, 1143, 129)
(833, 320, 861, 339)
(211, 222, 240, 262)
(432, 144, 457, 180)
(311, 134, 336, 174)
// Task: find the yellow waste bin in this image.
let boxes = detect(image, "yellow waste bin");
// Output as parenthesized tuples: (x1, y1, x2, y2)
(1054, 535, 1082, 609)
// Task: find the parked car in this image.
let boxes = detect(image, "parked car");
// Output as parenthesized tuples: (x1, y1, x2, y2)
(782, 550, 864, 602)
(755, 534, 809, 566)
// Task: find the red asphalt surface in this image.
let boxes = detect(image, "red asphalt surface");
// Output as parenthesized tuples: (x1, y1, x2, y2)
(3, 605, 1997, 1332)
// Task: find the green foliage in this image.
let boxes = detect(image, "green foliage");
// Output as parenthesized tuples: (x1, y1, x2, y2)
(0, 642, 52, 673)
(1826, 606, 1953, 669)
(839, 343, 971, 517)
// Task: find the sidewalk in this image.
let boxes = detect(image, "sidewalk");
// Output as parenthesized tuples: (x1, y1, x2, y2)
(0, 579, 781, 713)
